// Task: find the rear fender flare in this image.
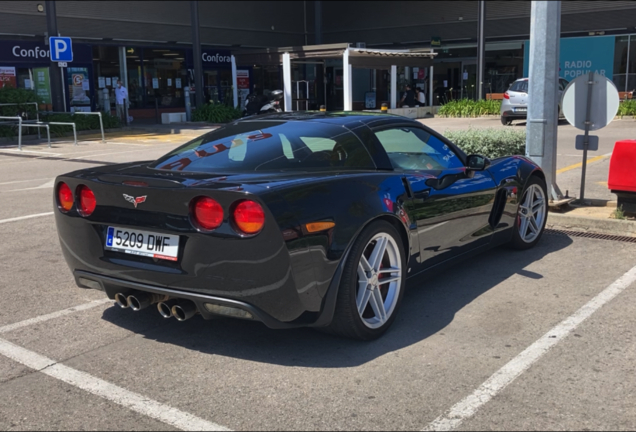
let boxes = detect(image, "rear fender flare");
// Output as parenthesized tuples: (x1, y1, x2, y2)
(310, 213, 410, 327)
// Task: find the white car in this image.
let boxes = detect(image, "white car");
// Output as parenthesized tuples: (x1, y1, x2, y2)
(500, 77, 569, 126)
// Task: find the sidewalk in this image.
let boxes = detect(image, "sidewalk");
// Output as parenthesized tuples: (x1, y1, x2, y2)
(548, 201, 636, 237)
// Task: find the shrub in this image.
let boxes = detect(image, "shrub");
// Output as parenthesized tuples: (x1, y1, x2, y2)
(618, 100, 636, 116)
(40, 112, 121, 137)
(444, 128, 526, 159)
(192, 101, 242, 123)
(438, 99, 501, 117)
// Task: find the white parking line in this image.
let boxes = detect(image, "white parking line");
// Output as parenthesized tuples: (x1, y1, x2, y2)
(424, 263, 636, 431)
(0, 299, 112, 334)
(0, 338, 229, 431)
(0, 212, 53, 225)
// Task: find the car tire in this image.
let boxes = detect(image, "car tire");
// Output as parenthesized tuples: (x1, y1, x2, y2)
(323, 220, 406, 340)
(509, 175, 548, 250)
(501, 116, 512, 126)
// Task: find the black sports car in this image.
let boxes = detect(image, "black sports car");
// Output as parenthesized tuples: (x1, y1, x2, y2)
(54, 112, 548, 340)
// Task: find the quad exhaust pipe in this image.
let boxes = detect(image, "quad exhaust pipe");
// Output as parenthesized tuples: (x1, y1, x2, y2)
(114, 292, 168, 311)
(115, 292, 198, 321)
(157, 299, 179, 318)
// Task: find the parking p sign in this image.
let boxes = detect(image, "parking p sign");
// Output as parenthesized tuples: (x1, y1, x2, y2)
(49, 37, 73, 62)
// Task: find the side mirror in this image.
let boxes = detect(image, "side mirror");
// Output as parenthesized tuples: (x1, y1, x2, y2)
(466, 154, 491, 171)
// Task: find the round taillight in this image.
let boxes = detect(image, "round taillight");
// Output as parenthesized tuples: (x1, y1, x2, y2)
(78, 185, 96, 217)
(57, 182, 73, 212)
(191, 197, 224, 230)
(233, 200, 265, 235)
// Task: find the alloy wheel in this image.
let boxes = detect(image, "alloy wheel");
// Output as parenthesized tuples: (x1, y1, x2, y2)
(518, 184, 546, 243)
(356, 233, 402, 329)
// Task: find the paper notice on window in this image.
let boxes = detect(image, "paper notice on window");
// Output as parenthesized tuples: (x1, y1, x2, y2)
(98, 77, 105, 88)
(443, 80, 448, 88)
(167, 78, 172, 86)
(175, 78, 182, 89)
(82, 80, 90, 90)
(152, 78, 159, 89)
(24, 79, 32, 89)
(105, 77, 111, 86)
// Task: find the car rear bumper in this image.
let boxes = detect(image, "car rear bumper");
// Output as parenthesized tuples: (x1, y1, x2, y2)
(74, 270, 316, 329)
(501, 109, 527, 119)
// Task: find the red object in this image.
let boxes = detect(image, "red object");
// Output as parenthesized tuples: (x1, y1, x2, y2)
(608, 140, 636, 193)
(191, 197, 224, 230)
(233, 200, 265, 234)
(57, 182, 73, 212)
(503, 92, 510, 99)
(78, 185, 96, 216)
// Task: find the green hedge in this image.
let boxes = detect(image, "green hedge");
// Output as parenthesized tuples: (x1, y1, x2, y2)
(444, 128, 526, 159)
(438, 99, 501, 117)
(0, 87, 121, 138)
(41, 112, 121, 137)
(192, 101, 242, 123)
(618, 100, 636, 116)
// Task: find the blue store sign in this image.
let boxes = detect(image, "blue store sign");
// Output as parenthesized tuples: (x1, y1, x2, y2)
(0, 40, 92, 64)
(523, 35, 615, 80)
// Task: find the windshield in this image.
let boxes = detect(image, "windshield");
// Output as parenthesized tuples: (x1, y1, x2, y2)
(150, 120, 376, 173)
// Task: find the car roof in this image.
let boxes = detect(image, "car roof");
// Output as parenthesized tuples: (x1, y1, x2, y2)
(237, 111, 420, 128)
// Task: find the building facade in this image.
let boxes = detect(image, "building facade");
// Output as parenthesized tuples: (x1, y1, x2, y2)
(1, 1, 636, 113)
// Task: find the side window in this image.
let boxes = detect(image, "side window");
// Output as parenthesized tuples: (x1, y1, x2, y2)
(374, 127, 463, 171)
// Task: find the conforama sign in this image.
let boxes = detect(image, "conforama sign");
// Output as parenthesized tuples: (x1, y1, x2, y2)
(523, 35, 615, 80)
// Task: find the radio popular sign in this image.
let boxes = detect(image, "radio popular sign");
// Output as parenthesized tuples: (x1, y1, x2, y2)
(523, 35, 615, 81)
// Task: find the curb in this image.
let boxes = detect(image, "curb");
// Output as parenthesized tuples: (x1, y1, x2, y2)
(547, 212, 636, 237)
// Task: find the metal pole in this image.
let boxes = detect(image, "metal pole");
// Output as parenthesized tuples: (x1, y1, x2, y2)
(98, 112, 104, 142)
(625, 36, 631, 95)
(231, 55, 238, 108)
(190, 0, 204, 108)
(390, 65, 397, 109)
(343, 48, 352, 111)
(18, 117, 22, 151)
(314, 0, 322, 45)
(526, 0, 563, 201)
(184, 86, 192, 121)
(283, 52, 292, 112)
(579, 71, 594, 204)
(303, 1, 308, 46)
(476, 1, 486, 101)
(429, 63, 434, 107)
(45, 1, 64, 112)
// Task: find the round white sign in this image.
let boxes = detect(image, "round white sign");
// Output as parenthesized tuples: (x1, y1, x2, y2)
(561, 73, 620, 131)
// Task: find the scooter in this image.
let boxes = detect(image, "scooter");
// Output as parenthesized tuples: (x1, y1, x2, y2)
(243, 89, 283, 117)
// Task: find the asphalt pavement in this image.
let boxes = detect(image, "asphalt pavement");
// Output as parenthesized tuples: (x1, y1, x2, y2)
(0, 131, 635, 430)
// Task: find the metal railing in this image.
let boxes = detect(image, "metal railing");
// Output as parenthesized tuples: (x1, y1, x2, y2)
(72, 111, 105, 142)
(0, 102, 41, 138)
(39, 111, 105, 143)
(0, 116, 50, 150)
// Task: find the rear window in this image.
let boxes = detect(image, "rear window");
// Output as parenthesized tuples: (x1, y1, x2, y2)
(150, 121, 376, 173)
(509, 80, 528, 93)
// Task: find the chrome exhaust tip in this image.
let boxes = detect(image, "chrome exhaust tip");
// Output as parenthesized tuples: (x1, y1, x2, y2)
(128, 293, 167, 311)
(157, 300, 177, 318)
(114, 293, 129, 308)
(171, 301, 198, 322)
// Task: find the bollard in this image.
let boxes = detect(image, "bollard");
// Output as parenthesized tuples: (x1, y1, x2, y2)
(184, 86, 191, 122)
(319, 105, 326, 112)
(102, 88, 110, 114)
(381, 103, 388, 112)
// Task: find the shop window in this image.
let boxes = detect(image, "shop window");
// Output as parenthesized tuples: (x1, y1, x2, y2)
(93, 46, 120, 110)
(142, 48, 186, 109)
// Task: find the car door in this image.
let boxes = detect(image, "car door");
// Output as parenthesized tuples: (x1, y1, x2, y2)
(372, 126, 498, 271)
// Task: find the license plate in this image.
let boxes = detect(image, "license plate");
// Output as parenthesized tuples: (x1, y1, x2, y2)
(105, 227, 179, 261)
(514, 107, 527, 113)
